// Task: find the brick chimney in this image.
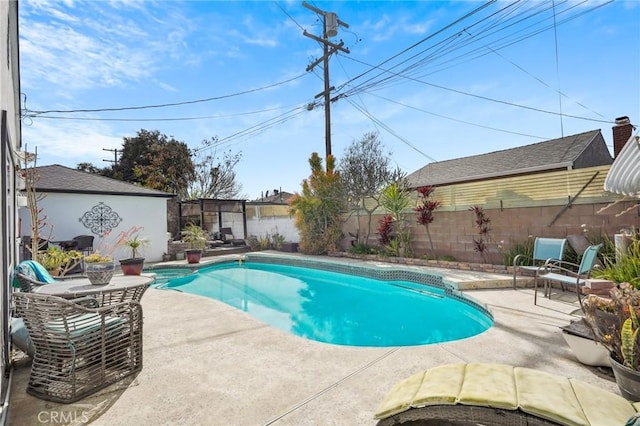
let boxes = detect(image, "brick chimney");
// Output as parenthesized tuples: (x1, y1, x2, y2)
(612, 116, 633, 158)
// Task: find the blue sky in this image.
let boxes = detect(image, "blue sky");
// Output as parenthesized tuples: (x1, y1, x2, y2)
(18, 0, 640, 200)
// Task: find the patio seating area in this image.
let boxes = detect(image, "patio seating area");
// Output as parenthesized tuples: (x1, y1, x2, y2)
(7, 259, 621, 425)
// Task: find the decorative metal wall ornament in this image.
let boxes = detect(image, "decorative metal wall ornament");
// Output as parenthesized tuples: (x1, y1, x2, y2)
(79, 202, 122, 236)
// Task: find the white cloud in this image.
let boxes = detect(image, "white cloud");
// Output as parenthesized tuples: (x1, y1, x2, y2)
(23, 119, 123, 167)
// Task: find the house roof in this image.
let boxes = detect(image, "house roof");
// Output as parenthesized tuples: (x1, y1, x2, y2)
(31, 164, 174, 197)
(407, 129, 612, 187)
(253, 191, 295, 204)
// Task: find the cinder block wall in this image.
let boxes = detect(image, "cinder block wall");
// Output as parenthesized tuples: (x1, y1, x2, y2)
(342, 200, 639, 264)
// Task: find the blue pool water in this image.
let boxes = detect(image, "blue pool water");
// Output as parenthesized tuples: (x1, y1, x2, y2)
(156, 262, 493, 347)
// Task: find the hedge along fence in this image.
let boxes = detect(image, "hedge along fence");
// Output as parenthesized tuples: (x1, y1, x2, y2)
(342, 165, 639, 263)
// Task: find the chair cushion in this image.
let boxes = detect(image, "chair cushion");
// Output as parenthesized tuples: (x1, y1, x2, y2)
(46, 313, 126, 339)
(11, 318, 35, 357)
(374, 363, 639, 425)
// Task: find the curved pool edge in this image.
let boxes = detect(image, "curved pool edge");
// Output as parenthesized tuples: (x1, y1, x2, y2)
(146, 251, 494, 323)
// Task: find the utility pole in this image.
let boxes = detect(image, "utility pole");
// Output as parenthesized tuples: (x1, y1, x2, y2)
(302, 1, 349, 162)
(102, 148, 119, 165)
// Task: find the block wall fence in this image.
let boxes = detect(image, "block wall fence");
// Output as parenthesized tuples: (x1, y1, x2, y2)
(342, 200, 640, 264)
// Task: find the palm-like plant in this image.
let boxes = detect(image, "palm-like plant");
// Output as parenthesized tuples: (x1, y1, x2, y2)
(123, 234, 150, 259)
(182, 224, 207, 250)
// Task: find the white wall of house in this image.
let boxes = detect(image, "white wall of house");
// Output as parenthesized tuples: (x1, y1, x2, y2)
(19, 192, 169, 262)
(2, 0, 21, 420)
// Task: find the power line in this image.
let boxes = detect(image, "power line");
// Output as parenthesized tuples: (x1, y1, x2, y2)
(24, 73, 308, 116)
(28, 104, 302, 122)
(346, 98, 437, 162)
(340, 55, 614, 125)
(369, 93, 550, 140)
(333, 0, 614, 125)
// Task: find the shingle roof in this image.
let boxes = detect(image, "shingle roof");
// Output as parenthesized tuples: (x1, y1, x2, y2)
(32, 164, 174, 197)
(254, 191, 295, 203)
(407, 129, 610, 187)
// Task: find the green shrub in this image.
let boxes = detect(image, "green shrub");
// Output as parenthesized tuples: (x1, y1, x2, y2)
(593, 234, 640, 287)
(350, 243, 376, 255)
(501, 238, 534, 267)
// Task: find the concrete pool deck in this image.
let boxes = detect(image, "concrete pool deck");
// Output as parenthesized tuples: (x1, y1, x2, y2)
(8, 256, 619, 425)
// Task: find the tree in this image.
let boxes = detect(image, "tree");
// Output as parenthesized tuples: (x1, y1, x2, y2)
(289, 153, 346, 255)
(338, 132, 403, 245)
(76, 162, 105, 174)
(133, 138, 195, 199)
(114, 129, 158, 183)
(186, 138, 243, 199)
(104, 129, 195, 199)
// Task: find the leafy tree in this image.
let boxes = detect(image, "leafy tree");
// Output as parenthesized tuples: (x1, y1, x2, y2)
(95, 129, 195, 198)
(76, 162, 105, 174)
(133, 138, 194, 198)
(115, 129, 158, 182)
(338, 132, 403, 245)
(289, 153, 347, 255)
(186, 138, 243, 199)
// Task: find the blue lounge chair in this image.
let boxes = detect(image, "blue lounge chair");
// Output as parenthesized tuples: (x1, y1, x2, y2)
(535, 244, 603, 305)
(512, 237, 567, 290)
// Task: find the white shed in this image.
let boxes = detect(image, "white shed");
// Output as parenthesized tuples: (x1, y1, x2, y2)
(19, 165, 174, 262)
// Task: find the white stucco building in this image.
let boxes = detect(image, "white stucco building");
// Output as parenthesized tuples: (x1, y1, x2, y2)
(19, 165, 174, 262)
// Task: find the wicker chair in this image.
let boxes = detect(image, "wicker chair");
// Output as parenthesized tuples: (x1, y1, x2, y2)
(13, 292, 144, 403)
(14, 272, 48, 293)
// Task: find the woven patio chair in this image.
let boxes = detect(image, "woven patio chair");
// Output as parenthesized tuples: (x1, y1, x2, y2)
(13, 292, 144, 403)
(375, 363, 640, 426)
(88, 282, 149, 306)
(14, 272, 49, 293)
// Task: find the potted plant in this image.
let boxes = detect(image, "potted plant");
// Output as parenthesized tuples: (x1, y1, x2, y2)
(84, 252, 115, 285)
(39, 246, 83, 277)
(119, 234, 149, 275)
(182, 224, 207, 264)
(583, 283, 640, 400)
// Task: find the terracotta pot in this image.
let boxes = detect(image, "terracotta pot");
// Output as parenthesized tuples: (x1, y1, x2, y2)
(119, 258, 145, 275)
(186, 249, 202, 264)
(46, 267, 61, 277)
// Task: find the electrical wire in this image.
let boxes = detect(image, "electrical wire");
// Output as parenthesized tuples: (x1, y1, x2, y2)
(25, 73, 308, 116)
(29, 104, 303, 122)
(346, 98, 437, 162)
(368, 93, 550, 140)
(333, 0, 614, 125)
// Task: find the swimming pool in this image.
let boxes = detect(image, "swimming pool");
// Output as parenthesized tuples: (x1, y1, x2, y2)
(153, 255, 493, 347)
